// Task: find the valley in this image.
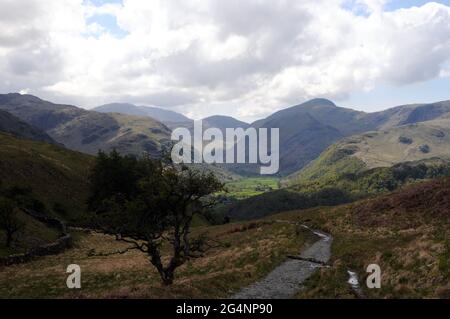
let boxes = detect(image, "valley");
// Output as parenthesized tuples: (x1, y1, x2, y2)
(1, 177, 447, 298)
(221, 177, 280, 200)
(0, 93, 449, 299)
(2, 0, 450, 305)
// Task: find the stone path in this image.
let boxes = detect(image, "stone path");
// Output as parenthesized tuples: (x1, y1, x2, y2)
(232, 226, 332, 299)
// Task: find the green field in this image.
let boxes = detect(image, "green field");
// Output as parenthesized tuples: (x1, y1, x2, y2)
(222, 177, 280, 199)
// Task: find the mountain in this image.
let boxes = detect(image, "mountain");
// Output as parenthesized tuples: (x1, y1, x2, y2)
(285, 117, 450, 189)
(0, 93, 84, 130)
(0, 94, 171, 157)
(164, 114, 249, 132)
(202, 115, 249, 131)
(0, 109, 55, 144)
(49, 112, 171, 157)
(252, 98, 370, 136)
(93, 103, 191, 124)
(3, 93, 450, 174)
(0, 131, 93, 221)
(250, 98, 450, 175)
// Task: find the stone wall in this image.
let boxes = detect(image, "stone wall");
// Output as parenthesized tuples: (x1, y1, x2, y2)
(0, 209, 72, 266)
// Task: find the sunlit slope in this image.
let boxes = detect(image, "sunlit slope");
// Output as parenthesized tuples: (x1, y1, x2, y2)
(0, 93, 171, 157)
(286, 118, 450, 188)
(49, 112, 171, 156)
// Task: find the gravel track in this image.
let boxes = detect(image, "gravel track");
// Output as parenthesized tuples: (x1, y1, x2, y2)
(232, 226, 332, 299)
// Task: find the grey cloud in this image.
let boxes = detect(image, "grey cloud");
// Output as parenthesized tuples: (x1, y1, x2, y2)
(1, 0, 450, 120)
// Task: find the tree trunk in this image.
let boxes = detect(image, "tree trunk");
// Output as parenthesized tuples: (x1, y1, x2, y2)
(147, 246, 176, 286)
(161, 270, 174, 286)
(5, 231, 12, 248)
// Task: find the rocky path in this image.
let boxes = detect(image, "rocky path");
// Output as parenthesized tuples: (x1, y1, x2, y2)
(232, 225, 332, 299)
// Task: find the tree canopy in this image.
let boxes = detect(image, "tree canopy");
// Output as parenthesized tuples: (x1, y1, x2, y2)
(88, 150, 223, 284)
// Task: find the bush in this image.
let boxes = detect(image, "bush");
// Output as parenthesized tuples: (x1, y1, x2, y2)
(419, 144, 430, 154)
(398, 136, 413, 145)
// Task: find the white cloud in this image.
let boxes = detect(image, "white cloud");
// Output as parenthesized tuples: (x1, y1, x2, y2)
(0, 0, 450, 120)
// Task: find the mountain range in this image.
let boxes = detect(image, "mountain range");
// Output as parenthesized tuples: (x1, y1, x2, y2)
(1, 92, 449, 299)
(251, 98, 450, 175)
(2, 93, 450, 178)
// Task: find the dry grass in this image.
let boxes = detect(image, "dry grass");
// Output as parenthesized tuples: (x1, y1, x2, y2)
(271, 181, 450, 299)
(0, 219, 315, 299)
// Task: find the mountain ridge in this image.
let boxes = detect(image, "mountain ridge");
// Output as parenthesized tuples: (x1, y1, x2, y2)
(0, 109, 56, 144)
(284, 117, 450, 189)
(93, 102, 191, 124)
(0, 94, 171, 157)
(249, 98, 450, 174)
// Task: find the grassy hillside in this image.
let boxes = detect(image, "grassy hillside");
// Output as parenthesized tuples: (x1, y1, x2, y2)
(49, 112, 171, 157)
(0, 94, 171, 157)
(222, 177, 280, 200)
(280, 177, 450, 298)
(286, 119, 450, 188)
(188, 163, 240, 183)
(0, 219, 316, 298)
(344, 119, 450, 169)
(0, 210, 60, 257)
(249, 99, 450, 175)
(0, 132, 93, 221)
(221, 158, 450, 221)
(209, 114, 450, 221)
(1, 177, 447, 298)
(93, 103, 191, 124)
(218, 188, 352, 221)
(0, 110, 55, 144)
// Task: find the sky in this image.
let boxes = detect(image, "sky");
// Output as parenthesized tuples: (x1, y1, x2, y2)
(1, 0, 450, 122)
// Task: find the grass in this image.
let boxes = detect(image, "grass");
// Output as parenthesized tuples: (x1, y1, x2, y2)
(285, 118, 450, 193)
(1, 165, 448, 298)
(0, 217, 316, 298)
(268, 179, 450, 299)
(261, 207, 448, 299)
(221, 177, 280, 200)
(0, 210, 60, 257)
(0, 132, 93, 222)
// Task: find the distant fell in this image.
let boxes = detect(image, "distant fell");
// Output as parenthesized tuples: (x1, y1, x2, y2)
(93, 103, 191, 123)
(0, 94, 172, 157)
(0, 109, 56, 144)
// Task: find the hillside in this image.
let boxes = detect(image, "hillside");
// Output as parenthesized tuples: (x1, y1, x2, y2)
(49, 112, 171, 157)
(0, 94, 171, 157)
(0, 110, 55, 144)
(288, 177, 450, 298)
(0, 216, 314, 298)
(93, 103, 191, 124)
(0, 93, 85, 130)
(0, 210, 60, 257)
(0, 132, 93, 221)
(249, 99, 450, 175)
(222, 157, 450, 220)
(286, 118, 450, 189)
(1, 175, 447, 298)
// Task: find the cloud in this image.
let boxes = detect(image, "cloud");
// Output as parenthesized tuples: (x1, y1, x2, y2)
(0, 0, 449, 120)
